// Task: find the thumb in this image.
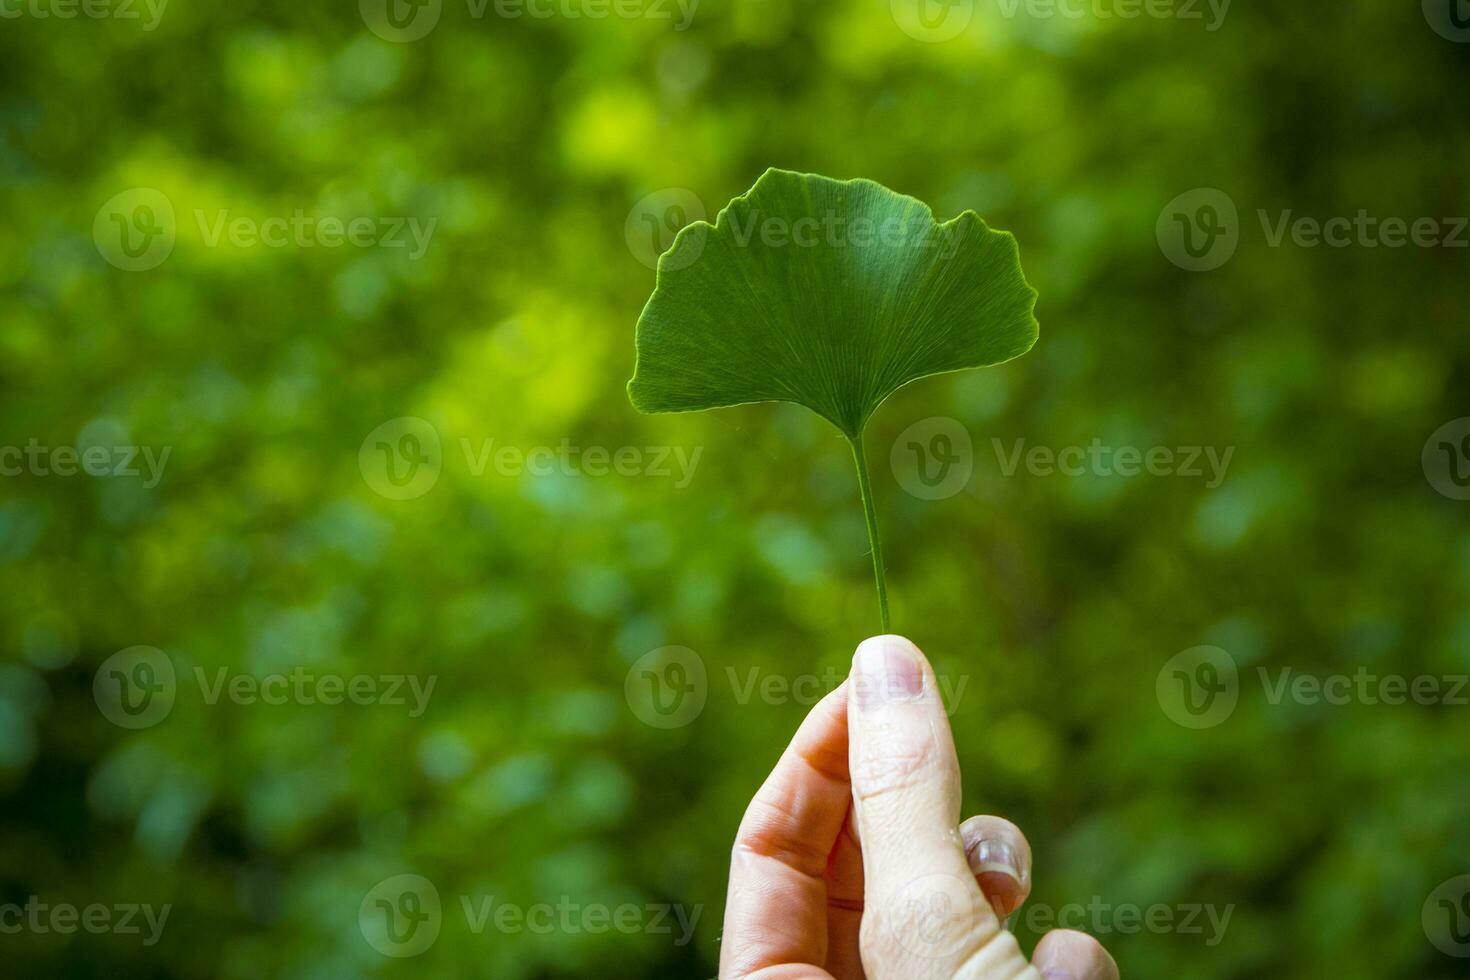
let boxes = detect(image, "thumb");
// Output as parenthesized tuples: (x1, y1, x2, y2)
(847, 635, 1035, 979)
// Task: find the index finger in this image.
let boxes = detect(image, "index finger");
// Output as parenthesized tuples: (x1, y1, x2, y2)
(720, 682, 852, 979)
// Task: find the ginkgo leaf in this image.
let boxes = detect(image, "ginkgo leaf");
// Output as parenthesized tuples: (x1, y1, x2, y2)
(627, 168, 1039, 439)
(626, 168, 1040, 629)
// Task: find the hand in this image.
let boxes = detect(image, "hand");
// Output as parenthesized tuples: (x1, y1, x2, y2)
(719, 634, 1118, 979)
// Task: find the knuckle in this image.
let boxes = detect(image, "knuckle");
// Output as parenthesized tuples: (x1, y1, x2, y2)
(852, 737, 934, 803)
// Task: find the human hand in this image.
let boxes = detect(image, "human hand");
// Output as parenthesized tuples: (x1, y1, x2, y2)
(719, 634, 1118, 979)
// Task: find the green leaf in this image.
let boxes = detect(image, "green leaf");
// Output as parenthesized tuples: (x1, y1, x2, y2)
(627, 168, 1039, 439)
(626, 168, 1040, 629)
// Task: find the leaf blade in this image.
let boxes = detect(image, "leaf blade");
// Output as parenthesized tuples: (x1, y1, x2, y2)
(627, 168, 1039, 438)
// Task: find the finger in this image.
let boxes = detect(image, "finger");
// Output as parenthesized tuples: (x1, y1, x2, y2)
(722, 683, 852, 979)
(1031, 929, 1119, 980)
(847, 635, 1031, 977)
(959, 815, 1032, 920)
(823, 805, 865, 979)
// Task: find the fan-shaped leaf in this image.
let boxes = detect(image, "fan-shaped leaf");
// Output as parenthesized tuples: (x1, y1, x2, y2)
(628, 169, 1039, 439)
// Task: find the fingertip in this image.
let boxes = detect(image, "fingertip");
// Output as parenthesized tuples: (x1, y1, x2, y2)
(959, 815, 1033, 919)
(1032, 929, 1118, 980)
(851, 634, 933, 708)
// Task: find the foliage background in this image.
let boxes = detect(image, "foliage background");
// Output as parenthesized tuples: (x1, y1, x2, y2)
(1, 0, 1468, 976)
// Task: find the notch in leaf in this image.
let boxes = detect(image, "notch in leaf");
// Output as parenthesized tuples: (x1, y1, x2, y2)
(627, 169, 1039, 630)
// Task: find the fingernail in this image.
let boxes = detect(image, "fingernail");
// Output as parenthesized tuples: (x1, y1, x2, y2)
(966, 838, 1026, 885)
(1041, 971, 1074, 980)
(853, 635, 924, 705)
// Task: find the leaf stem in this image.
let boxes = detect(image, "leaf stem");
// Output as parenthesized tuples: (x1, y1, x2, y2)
(848, 433, 890, 632)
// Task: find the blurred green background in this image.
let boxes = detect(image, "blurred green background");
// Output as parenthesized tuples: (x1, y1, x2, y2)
(2, 0, 1469, 976)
